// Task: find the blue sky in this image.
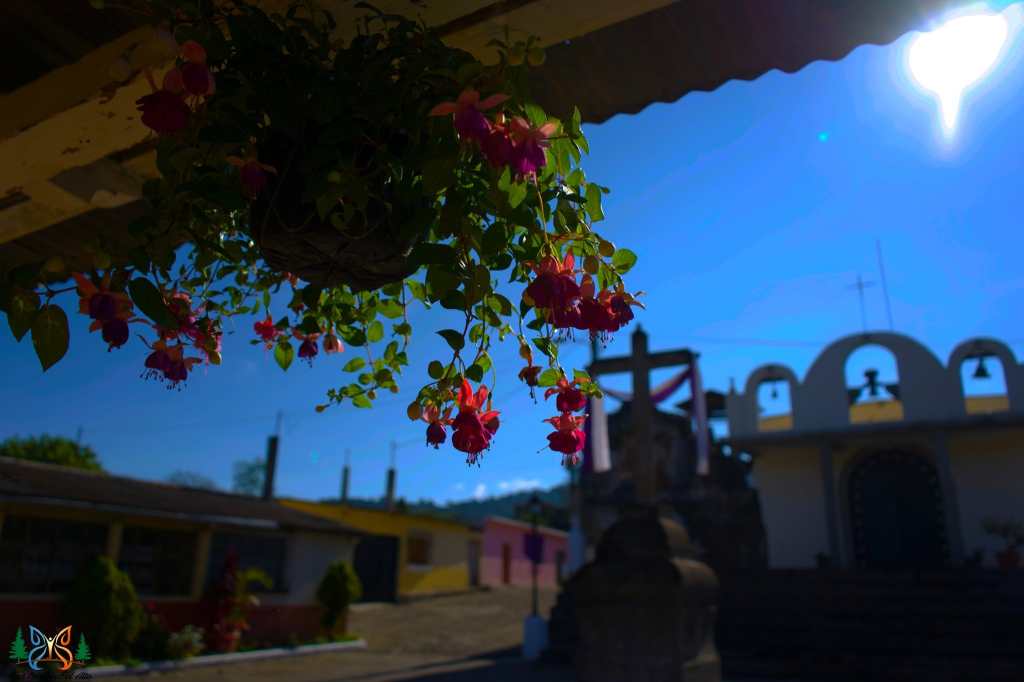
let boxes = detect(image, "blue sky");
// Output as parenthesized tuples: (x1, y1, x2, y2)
(3, 9, 1023, 504)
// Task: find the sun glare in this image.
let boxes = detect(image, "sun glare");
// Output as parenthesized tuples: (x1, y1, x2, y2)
(908, 12, 1009, 134)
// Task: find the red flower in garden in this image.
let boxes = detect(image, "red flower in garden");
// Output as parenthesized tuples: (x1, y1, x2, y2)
(298, 337, 319, 364)
(421, 404, 453, 449)
(136, 89, 190, 135)
(162, 68, 185, 94)
(181, 61, 215, 97)
(189, 317, 223, 365)
(429, 88, 509, 142)
(253, 316, 279, 347)
(73, 272, 135, 350)
(451, 379, 500, 463)
(160, 292, 199, 340)
(101, 319, 130, 350)
(227, 152, 277, 199)
(322, 332, 343, 354)
(508, 117, 558, 178)
(544, 375, 587, 413)
(524, 253, 580, 314)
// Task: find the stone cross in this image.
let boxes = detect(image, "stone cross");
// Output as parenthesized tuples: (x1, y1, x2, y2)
(588, 327, 694, 506)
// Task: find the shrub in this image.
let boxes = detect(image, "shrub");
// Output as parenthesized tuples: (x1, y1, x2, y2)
(166, 626, 205, 660)
(131, 606, 170, 662)
(315, 561, 362, 633)
(62, 556, 144, 659)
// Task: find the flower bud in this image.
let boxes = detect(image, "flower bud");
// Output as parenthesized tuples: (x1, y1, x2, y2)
(407, 401, 422, 421)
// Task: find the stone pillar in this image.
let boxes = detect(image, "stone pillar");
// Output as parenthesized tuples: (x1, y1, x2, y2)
(191, 527, 214, 599)
(571, 508, 720, 682)
(105, 521, 123, 562)
(932, 432, 965, 564)
(819, 443, 841, 565)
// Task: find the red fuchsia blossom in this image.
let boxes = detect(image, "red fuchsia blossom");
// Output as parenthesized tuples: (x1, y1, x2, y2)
(545, 375, 587, 413)
(254, 316, 279, 347)
(429, 88, 509, 142)
(136, 89, 190, 135)
(101, 319, 130, 350)
(524, 253, 580, 314)
(142, 340, 200, 389)
(480, 113, 514, 168)
(518, 364, 541, 387)
(451, 379, 500, 463)
(160, 292, 199, 340)
(227, 152, 277, 199)
(322, 332, 343, 354)
(181, 61, 214, 97)
(180, 40, 207, 65)
(544, 412, 587, 456)
(508, 117, 558, 178)
(189, 317, 223, 365)
(73, 272, 136, 350)
(421, 404, 453, 449)
(296, 335, 319, 365)
(162, 68, 185, 94)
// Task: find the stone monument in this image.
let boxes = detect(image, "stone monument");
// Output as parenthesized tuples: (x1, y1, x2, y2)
(566, 328, 721, 682)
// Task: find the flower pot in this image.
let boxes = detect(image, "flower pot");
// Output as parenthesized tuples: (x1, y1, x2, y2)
(250, 130, 431, 292)
(997, 547, 1020, 570)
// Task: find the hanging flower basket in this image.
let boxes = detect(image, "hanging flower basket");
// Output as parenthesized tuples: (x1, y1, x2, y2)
(1, 1, 645, 468)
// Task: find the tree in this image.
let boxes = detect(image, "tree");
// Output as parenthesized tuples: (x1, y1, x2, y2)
(231, 458, 265, 496)
(315, 562, 362, 636)
(63, 556, 144, 659)
(166, 470, 219, 490)
(0, 435, 103, 471)
(8, 626, 27, 663)
(74, 633, 92, 663)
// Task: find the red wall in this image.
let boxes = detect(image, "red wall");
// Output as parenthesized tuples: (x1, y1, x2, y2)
(0, 600, 322, 653)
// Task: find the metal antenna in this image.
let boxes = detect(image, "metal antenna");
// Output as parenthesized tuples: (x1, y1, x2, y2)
(390, 441, 397, 468)
(848, 273, 876, 333)
(876, 240, 895, 330)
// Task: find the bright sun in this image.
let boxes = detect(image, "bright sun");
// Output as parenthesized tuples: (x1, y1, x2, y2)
(908, 12, 1009, 134)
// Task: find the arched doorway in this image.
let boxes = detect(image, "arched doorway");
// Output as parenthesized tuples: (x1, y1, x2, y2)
(848, 451, 948, 570)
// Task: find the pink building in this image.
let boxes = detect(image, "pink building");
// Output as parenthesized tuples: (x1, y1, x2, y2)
(481, 516, 569, 588)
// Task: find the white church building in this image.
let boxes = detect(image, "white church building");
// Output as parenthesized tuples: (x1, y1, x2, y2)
(726, 332, 1024, 570)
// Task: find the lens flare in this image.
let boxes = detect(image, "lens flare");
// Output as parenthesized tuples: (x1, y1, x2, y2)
(908, 12, 1009, 134)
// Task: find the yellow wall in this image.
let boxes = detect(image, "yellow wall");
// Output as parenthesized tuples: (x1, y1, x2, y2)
(281, 500, 479, 596)
(757, 395, 1007, 431)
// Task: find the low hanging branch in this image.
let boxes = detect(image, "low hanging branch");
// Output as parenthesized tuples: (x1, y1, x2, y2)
(0, 0, 644, 469)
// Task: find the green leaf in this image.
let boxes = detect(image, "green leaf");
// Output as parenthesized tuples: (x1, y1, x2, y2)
(426, 266, 459, 300)
(367, 320, 384, 343)
(482, 223, 508, 257)
(352, 394, 372, 408)
(274, 341, 294, 371)
(31, 305, 69, 371)
(378, 299, 404, 319)
(428, 360, 445, 379)
(299, 316, 321, 335)
(538, 368, 561, 387)
(585, 183, 605, 222)
(533, 337, 558, 360)
(7, 290, 40, 341)
(612, 248, 638, 274)
(465, 364, 484, 382)
(343, 357, 366, 372)
(301, 285, 323, 308)
(406, 280, 427, 302)
(574, 368, 592, 382)
(508, 181, 527, 208)
(437, 329, 465, 351)
(477, 352, 492, 373)
(410, 243, 459, 268)
(440, 289, 466, 311)
(497, 166, 512, 192)
(128, 278, 177, 328)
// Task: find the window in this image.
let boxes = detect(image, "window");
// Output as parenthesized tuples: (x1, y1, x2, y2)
(206, 532, 287, 593)
(119, 526, 196, 596)
(0, 515, 107, 593)
(406, 532, 432, 566)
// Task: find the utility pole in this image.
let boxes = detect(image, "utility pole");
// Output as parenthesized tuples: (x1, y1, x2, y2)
(341, 449, 351, 503)
(262, 411, 282, 501)
(385, 441, 397, 511)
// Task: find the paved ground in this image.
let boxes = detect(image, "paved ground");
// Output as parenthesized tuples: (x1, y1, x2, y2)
(104, 587, 570, 681)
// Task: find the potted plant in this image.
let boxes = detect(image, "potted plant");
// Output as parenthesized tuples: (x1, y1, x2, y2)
(1, 0, 640, 470)
(982, 517, 1023, 570)
(316, 561, 363, 639)
(206, 553, 272, 653)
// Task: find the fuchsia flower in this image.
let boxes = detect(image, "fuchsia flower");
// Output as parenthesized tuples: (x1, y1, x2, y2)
(544, 412, 587, 456)
(181, 62, 214, 97)
(480, 113, 514, 168)
(142, 340, 200, 389)
(518, 364, 542, 387)
(322, 333, 343, 354)
(73, 272, 135, 351)
(451, 379, 500, 463)
(136, 40, 212, 136)
(160, 292, 198, 340)
(227, 151, 276, 199)
(180, 40, 207, 65)
(545, 375, 587, 413)
(429, 88, 509, 142)
(421, 404, 453, 449)
(508, 116, 558, 178)
(254, 316, 279, 347)
(524, 253, 580, 312)
(136, 89, 190, 135)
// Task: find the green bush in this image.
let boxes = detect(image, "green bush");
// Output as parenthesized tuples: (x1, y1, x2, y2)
(131, 611, 170, 662)
(62, 556, 144, 659)
(315, 561, 362, 633)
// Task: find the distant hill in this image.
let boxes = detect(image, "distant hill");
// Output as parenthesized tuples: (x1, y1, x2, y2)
(322, 484, 570, 528)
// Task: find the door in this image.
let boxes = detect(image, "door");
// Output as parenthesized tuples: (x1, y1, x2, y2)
(501, 543, 511, 584)
(353, 535, 399, 602)
(849, 451, 948, 570)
